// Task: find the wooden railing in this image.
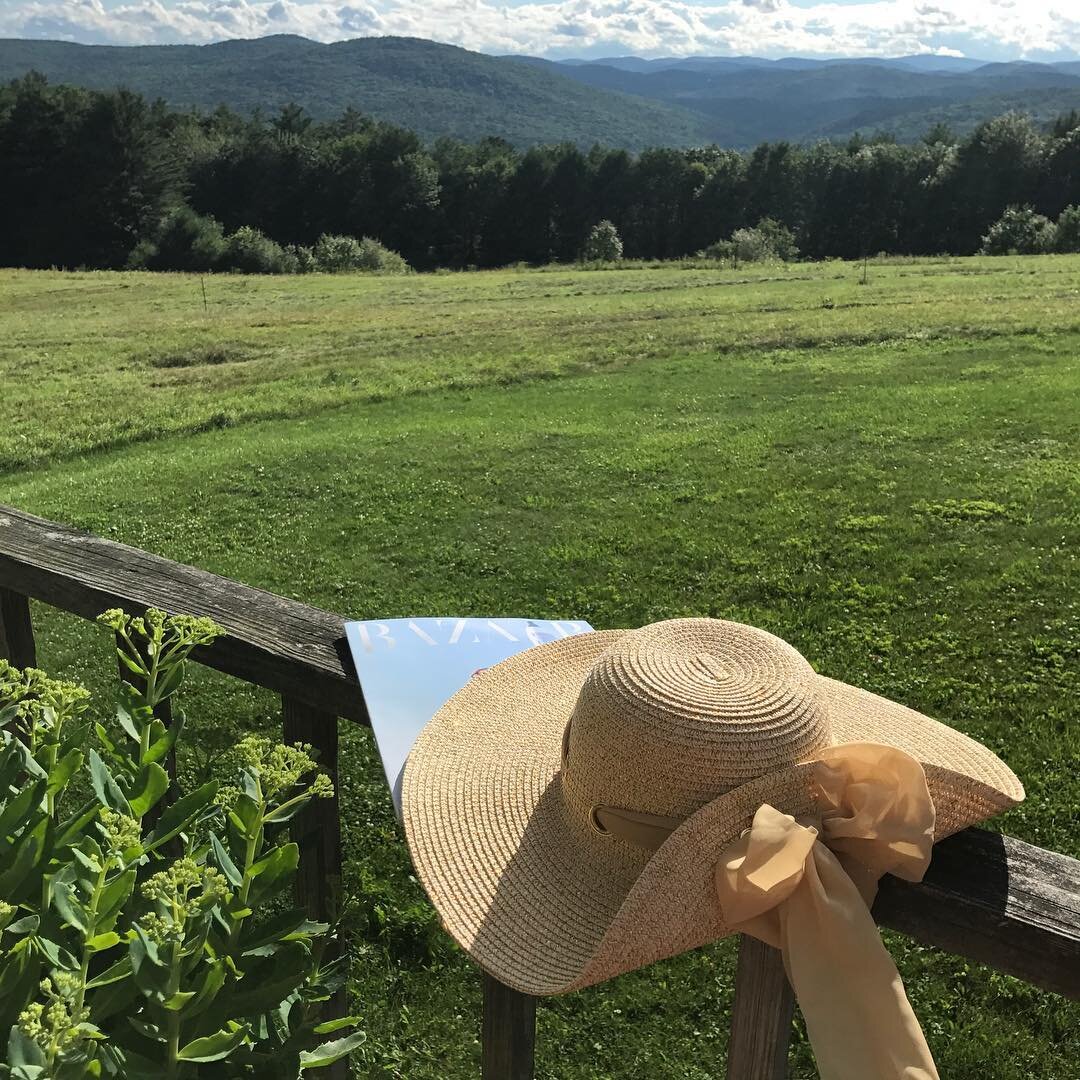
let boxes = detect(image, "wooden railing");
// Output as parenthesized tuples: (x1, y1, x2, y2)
(1, 503, 1078, 1079)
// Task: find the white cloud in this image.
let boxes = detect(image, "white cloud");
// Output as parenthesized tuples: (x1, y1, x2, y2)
(0, 0, 1078, 60)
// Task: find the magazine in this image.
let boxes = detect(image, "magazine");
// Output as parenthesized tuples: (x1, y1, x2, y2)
(345, 618, 593, 817)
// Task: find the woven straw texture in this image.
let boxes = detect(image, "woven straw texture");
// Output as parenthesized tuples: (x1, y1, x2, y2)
(402, 619, 1024, 996)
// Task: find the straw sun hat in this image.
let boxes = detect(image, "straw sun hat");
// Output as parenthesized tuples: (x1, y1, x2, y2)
(402, 618, 1023, 997)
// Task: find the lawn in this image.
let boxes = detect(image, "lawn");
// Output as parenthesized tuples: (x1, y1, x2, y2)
(3, 257, 1079, 1077)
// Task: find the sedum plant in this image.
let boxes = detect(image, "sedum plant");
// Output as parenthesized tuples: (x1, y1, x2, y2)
(0, 609, 362, 1079)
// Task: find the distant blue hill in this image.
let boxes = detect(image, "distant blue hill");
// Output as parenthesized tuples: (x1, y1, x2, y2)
(0, 35, 702, 150)
(515, 51, 1080, 144)
(1, 34, 1078, 148)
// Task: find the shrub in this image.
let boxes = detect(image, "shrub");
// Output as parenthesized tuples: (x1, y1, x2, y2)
(700, 219, 798, 265)
(288, 245, 318, 273)
(698, 239, 735, 262)
(312, 234, 365, 272)
(309, 234, 410, 274)
(0, 609, 361, 1077)
(755, 217, 800, 261)
(979, 205, 1055, 255)
(220, 225, 291, 274)
(580, 220, 624, 262)
(1052, 204, 1080, 253)
(126, 237, 158, 271)
(354, 236, 410, 274)
(731, 227, 773, 264)
(131, 207, 227, 272)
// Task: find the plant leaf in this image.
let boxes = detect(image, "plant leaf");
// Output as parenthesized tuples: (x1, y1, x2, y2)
(177, 1024, 248, 1062)
(262, 797, 311, 825)
(86, 956, 132, 989)
(181, 960, 227, 1019)
(0, 945, 40, 1035)
(96, 869, 137, 930)
(6, 1025, 46, 1068)
(144, 781, 218, 852)
(163, 989, 196, 1011)
(33, 933, 78, 969)
(299, 1030, 366, 1069)
(0, 780, 46, 848)
(313, 1016, 363, 1035)
(210, 833, 243, 888)
(144, 711, 185, 765)
(232, 790, 261, 838)
(0, 817, 50, 898)
(127, 762, 169, 818)
(223, 942, 310, 1017)
(88, 750, 131, 814)
(55, 801, 100, 850)
(127, 1016, 166, 1043)
(239, 906, 309, 954)
(87, 965, 140, 1023)
(154, 662, 186, 702)
(115, 681, 153, 740)
(246, 843, 299, 905)
(51, 880, 89, 932)
(129, 924, 168, 996)
(86, 931, 122, 953)
(116, 649, 147, 679)
(46, 748, 83, 796)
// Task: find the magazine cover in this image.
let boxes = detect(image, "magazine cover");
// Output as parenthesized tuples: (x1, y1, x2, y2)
(345, 618, 593, 816)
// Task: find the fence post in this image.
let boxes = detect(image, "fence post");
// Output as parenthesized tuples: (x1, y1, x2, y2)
(482, 973, 536, 1080)
(282, 696, 342, 926)
(282, 696, 347, 1077)
(0, 587, 36, 668)
(726, 935, 795, 1080)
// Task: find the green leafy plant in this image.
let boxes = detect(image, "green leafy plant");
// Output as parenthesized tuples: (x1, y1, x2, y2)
(220, 226, 292, 275)
(0, 608, 362, 1078)
(979, 205, 1055, 255)
(580, 220, 623, 263)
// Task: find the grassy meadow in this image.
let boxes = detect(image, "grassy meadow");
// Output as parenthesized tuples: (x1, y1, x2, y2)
(3, 256, 1079, 1077)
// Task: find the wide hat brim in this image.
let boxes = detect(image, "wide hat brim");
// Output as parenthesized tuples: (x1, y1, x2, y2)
(402, 630, 1024, 996)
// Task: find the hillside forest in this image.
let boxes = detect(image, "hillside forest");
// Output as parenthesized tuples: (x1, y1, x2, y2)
(3, 73, 1080, 273)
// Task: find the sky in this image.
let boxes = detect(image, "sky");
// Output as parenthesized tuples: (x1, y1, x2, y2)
(1, 0, 1079, 63)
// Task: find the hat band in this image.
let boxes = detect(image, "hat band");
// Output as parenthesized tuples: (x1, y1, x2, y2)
(591, 804, 681, 852)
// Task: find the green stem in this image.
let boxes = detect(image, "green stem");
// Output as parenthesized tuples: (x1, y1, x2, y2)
(165, 964, 182, 1079)
(117, 628, 144, 676)
(73, 863, 108, 1020)
(139, 714, 152, 768)
(266, 792, 308, 822)
(165, 894, 184, 1080)
(227, 816, 263, 951)
(166, 1013, 181, 1080)
(44, 742, 57, 817)
(145, 636, 161, 708)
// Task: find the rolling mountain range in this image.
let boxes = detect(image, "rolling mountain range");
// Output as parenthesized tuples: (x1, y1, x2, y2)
(0, 36, 702, 150)
(517, 53, 1080, 145)
(1, 35, 1079, 149)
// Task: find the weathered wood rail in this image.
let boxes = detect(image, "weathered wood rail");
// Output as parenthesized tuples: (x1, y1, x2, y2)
(2, 503, 1078, 1078)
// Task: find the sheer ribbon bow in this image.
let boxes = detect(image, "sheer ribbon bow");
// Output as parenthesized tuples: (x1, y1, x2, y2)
(715, 742, 939, 1080)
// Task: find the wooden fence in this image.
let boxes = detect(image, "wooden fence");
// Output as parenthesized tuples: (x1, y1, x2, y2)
(1, 503, 1078, 1079)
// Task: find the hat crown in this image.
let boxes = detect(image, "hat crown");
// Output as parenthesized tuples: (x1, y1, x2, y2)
(562, 618, 831, 823)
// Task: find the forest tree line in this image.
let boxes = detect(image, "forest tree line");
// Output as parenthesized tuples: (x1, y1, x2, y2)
(2, 72, 1079, 273)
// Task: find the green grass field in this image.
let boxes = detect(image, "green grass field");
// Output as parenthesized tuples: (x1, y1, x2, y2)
(3, 257, 1079, 1077)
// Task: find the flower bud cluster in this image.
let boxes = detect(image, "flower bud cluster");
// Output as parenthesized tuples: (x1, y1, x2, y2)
(17, 975, 84, 1056)
(231, 735, 335, 803)
(99, 807, 142, 858)
(139, 857, 232, 944)
(0, 660, 89, 729)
